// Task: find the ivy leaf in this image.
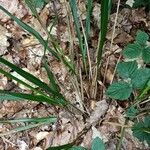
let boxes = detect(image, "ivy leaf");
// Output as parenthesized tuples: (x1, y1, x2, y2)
(132, 115, 150, 146)
(123, 43, 142, 59)
(106, 82, 132, 100)
(131, 68, 150, 89)
(117, 61, 138, 79)
(135, 30, 149, 46)
(142, 47, 150, 63)
(91, 137, 105, 150)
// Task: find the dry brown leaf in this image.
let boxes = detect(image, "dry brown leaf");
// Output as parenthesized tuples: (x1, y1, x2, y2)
(0, 0, 27, 22)
(0, 25, 10, 55)
(87, 100, 108, 124)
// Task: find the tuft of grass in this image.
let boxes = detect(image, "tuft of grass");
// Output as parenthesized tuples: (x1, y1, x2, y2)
(97, 0, 112, 66)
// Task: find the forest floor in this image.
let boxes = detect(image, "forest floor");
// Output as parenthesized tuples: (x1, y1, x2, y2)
(0, 0, 150, 150)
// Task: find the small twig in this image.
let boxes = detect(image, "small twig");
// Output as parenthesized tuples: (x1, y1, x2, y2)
(103, 121, 131, 128)
(79, 15, 93, 79)
(116, 118, 129, 150)
(110, 54, 121, 84)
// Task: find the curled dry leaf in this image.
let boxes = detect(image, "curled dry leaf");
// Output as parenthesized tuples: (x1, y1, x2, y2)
(87, 100, 108, 124)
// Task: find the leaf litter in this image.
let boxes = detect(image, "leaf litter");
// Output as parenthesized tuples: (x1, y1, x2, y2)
(0, 0, 150, 150)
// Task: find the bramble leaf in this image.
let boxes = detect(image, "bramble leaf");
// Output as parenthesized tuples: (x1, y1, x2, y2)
(131, 68, 150, 89)
(117, 61, 138, 79)
(106, 82, 132, 100)
(91, 137, 105, 150)
(135, 30, 149, 46)
(142, 47, 150, 63)
(132, 115, 150, 146)
(126, 106, 138, 118)
(123, 43, 142, 59)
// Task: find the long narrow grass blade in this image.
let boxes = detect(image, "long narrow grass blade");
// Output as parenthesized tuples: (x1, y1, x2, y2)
(50, 36, 76, 74)
(85, 0, 93, 39)
(0, 57, 60, 96)
(25, 0, 38, 17)
(0, 119, 56, 136)
(47, 143, 74, 150)
(0, 68, 36, 91)
(0, 5, 58, 59)
(0, 93, 22, 100)
(69, 0, 86, 65)
(97, 0, 112, 66)
(0, 90, 67, 106)
(42, 60, 60, 92)
(0, 116, 57, 124)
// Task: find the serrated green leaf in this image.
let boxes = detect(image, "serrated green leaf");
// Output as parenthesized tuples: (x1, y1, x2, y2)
(117, 61, 138, 79)
(123, 43, 142, 59)
(107, 82, 132, 100)
(132, 115, 150, 146)
(135, 30, 149, 46)
(126, 106, 138, 118)
(142, 47, 150, 63)
(131, 68, 150, 89)
(147, 79, 150, 87)
(91, 137, 105, 150)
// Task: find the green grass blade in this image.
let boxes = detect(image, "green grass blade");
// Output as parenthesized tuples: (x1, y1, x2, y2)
(0, 119, 56, 136)
(0, 90, 67, 106)
(0, 68, 36, 91)
(42, 59, 60, 92)
(69, 0, 86, 65)
(85, 0, 93, 39)
(49, 36, 76, 74)
(0, 93, 22, 100)
(97, 0, 112, 66)
(0, 5, 58, 59)
(0, 116, 57, 124)
(0, 57, 60, 96)
(47, 143, 74, 150)
(25, 0, 38, 17)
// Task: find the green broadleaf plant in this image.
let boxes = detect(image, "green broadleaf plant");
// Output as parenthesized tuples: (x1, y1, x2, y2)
(132, 115, 150, 146)
(0, 0, 111, 149)
(107, 30, 150, 101)
(107, 30, 150, 149)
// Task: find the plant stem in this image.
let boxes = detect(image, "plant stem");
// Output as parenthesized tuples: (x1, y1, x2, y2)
(116, 118, 129, 150)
